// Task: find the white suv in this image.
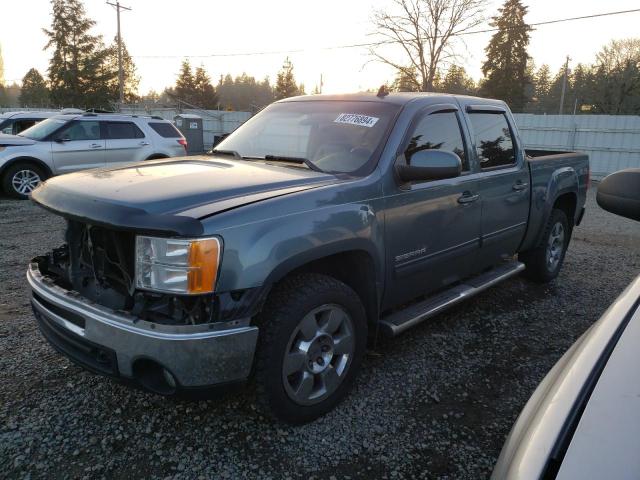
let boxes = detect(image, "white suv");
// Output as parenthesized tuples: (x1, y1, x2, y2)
(0, 113, 188, 198)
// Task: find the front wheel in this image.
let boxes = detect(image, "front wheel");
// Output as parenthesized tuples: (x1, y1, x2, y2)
(2, 163, 47, 199)
(254, 273, 367, 424)
(520, 208, 570, 283)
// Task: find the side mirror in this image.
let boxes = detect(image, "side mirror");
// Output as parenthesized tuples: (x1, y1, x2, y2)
(396, 149, 462, 183)
(597, 169, 640, 221)
(55, 135, 70, 143)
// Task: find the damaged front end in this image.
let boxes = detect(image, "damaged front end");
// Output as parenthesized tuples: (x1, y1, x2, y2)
(36, 220, 265, 327)
(29, 218, 262, 391)
(36, 220, 214, 325)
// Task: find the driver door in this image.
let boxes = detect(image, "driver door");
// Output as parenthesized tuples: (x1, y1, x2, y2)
(51, 120, 106, 173)
(383, 105, 482, 308)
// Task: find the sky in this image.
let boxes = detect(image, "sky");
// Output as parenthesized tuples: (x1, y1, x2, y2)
(1, 0, 640, 96)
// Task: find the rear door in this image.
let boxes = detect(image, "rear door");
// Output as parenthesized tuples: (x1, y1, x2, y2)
(103, 121, 152, 165)
(50, 120, 106, 173)
(462, 105, 530, 269)
(383, 104, 482, 307)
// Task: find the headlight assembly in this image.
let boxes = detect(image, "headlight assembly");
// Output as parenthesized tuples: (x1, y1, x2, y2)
(135, 236, 221, 294)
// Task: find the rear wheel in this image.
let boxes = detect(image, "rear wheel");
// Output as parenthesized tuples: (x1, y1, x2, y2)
(520, 208, 570, 283)
(2, 163, 47, 199)
(255, 273, 367, 424)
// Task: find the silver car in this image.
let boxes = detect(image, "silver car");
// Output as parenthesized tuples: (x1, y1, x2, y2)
(493, 168, 640, 480)
(0, 113, 187, 199)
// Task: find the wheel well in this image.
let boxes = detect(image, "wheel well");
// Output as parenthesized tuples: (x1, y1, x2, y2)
(1, 157, 53, 178)
(145, 154, 169, 160)
(276, 250, 379, 324)
(553, 192, 577, 226)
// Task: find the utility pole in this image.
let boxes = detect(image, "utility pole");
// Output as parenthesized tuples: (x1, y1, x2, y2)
(107, 1, 131, 108)
(559, 55, 570, 115)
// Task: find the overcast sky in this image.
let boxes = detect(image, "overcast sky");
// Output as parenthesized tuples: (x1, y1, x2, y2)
(1, 0, 639, 95)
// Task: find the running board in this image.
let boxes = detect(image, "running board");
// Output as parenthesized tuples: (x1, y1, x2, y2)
(379, 261, 525, 337)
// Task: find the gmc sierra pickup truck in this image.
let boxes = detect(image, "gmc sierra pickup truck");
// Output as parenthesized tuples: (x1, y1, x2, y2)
(27, 93, 589, 423)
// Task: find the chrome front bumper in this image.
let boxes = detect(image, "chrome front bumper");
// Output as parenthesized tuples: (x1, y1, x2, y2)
(27, 262, 259, 389)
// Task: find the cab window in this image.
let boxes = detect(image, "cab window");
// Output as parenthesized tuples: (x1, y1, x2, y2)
(403, 111, 468, 171)
(468, 113, 516, 169)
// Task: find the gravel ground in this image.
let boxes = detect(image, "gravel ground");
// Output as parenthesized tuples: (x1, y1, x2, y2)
(1, 186, 639, 479)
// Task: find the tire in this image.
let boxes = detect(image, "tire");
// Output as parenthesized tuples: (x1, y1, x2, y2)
(519, 208, 570, 283)
(254, 273, 367, 424)
(1, 162, 48, 200)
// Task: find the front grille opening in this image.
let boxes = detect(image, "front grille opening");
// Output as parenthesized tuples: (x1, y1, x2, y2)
(39, 220, 216, 326)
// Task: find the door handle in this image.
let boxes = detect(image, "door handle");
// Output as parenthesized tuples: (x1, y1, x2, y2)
(512, 182, 529, 192)
(457, 193, 480, 205)
(139, 141, 150, 146)
(90, 143, 102, 149)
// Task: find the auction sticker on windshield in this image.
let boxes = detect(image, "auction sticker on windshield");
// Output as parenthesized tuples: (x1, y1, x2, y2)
(334, 113, 379, 128)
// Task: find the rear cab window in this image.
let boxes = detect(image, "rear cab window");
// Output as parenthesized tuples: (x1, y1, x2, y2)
(467, 113, 516, 169)
(149, 122, 182, 138)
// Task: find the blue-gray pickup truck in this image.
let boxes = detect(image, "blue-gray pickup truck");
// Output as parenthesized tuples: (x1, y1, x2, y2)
(28, 93, 589, 423)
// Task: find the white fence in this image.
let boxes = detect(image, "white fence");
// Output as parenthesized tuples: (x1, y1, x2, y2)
(513, 114, 640, 178)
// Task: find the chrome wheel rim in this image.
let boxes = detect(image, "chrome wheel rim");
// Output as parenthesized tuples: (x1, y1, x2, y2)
(282, 304, 355, 406)
(11, 169, 41, 195)
(546, 222, 565, 271)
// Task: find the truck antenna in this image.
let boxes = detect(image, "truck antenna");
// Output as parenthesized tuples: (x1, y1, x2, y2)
(377, 85, 389, 98)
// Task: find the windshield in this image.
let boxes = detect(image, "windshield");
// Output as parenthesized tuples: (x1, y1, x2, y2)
(215, 100, 401, 175)
(20, 117, 68, 141)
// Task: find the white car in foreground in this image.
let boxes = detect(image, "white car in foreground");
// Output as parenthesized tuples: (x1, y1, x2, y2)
(493, 168, 640, 480)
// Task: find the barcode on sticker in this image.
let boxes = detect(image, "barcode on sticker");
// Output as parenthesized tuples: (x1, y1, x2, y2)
(334, 113, 379, 128)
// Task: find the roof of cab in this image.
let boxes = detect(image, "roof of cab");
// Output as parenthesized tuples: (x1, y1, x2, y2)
(279, 92, 506, 108)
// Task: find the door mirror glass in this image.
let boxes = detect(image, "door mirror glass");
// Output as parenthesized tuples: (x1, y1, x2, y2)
(397, 149, 462, 183)
(597, 169, 640, 221)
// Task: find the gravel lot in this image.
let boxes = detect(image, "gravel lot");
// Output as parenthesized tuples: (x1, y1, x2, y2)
(1, 187, 639, 479)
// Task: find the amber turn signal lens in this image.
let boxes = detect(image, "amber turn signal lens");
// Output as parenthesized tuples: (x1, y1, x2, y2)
(187, 238, 221, 294)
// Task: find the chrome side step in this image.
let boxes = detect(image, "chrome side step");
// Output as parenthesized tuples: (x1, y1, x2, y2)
(379, 261, 525, 337)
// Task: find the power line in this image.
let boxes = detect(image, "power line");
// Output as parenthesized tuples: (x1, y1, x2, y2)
(132, 7, 640, 59)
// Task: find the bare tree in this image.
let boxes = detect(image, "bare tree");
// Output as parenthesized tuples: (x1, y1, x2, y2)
(370, 0, 487, 91)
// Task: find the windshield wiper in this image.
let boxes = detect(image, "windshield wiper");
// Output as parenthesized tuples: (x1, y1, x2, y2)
(209, 149, 242, 159)
(264, 155, 323, 172)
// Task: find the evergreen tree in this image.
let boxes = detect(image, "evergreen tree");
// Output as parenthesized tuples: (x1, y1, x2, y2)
(534, 65, 551, 102)
(173, 59, 196, 104)
(392, 68, 420, 92)
(480, 0, 532, 111)
(437, 65, 476, 95)
(216, 74, 274, 111)
(592, 39, 640, 114)
(19, 68, 49, 107)
(193, 66, 218, 109)
(103, 39, 139, 103)
(275, 58, 302, 100)
(43, 0, 110, 107)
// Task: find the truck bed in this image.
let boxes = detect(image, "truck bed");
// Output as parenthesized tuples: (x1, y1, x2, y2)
(520, 149, 590, 252)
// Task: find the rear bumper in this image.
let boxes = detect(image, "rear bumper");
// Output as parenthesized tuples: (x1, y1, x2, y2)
(27, 262, 258, 390)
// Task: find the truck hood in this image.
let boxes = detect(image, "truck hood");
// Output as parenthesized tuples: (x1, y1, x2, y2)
(31, 157, 338, 236)
(0, 134, 37, 146)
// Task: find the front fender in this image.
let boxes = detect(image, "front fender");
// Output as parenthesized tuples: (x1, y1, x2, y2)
(213, 200, 384, 293)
